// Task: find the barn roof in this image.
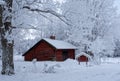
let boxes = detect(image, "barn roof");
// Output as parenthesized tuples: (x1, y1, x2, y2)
(23, 38, 77, 56)
(43, 38, 77, 49)
(76, 52, 92, 59)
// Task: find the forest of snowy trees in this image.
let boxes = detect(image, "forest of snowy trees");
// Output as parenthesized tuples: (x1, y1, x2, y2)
(0, 0, 120, 75)
(11, 0, 120, 57)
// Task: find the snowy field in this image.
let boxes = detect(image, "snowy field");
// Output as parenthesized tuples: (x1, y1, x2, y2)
(0, 57, 120, 81)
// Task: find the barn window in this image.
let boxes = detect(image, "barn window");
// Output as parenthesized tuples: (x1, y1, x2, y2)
(62, 50, 68, 60)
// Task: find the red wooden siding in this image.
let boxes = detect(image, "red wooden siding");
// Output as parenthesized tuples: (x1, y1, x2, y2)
(56, 50, 63, 61)
(24, 50, 33, 61)
(56, 49, 75, 61)
(68, 49, 75, 59)
(35, 40, 55, 61)
(78, 55, 88, 62)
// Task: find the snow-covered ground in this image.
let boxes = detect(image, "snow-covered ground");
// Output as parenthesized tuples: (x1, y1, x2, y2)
(0, 57, 120, 81)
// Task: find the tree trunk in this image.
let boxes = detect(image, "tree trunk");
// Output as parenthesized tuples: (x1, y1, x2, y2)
(0, 0, 14, 75)
(0, 5, 2, 27)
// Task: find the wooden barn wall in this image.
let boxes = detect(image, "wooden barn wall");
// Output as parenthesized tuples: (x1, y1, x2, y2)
(68, 49, 75, 59)
(78, 55, 88, 62)
(56, 49, 75, 61)
(25, 50, 34, 61)
(35, 40, 55, 61)
(56, 50, 63, 61)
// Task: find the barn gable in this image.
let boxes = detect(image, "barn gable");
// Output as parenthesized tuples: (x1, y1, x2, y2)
(22, 39, 55, 56)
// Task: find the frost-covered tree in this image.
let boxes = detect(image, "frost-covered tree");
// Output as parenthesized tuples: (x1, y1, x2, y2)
(0, 0, 14, 75)
(62, 0, 116, 57)
(109, 15, 120, 57)
(114, 39, 120, 57)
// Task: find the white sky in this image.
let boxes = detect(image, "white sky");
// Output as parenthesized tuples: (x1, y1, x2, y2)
(53, 0, 66, 4)
(0, 0, 5, 4)
(114, 0, 120, 14)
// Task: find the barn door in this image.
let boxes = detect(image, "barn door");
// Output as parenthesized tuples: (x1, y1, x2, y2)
(62, 50, 68, 60)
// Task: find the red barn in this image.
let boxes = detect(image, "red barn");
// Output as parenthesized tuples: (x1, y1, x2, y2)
(78, 55, 88, 62)
(22, 38, 77, 61)
(76, 52, 91, 62)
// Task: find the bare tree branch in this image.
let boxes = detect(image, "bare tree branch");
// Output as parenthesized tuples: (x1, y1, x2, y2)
(12, 24, 47, 31)
(38, 12, 53, 23)
(23, 6, 72, 26)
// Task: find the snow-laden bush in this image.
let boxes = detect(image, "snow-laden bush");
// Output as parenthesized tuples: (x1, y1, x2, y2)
(93, 57, 101, 65)
(42, 63, 61, 73)
(32, 59, 37, 73)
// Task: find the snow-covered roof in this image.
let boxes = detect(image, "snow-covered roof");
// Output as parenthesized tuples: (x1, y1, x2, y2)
(43, 38, 77, 49)
(76, 52, 92, 59)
